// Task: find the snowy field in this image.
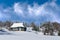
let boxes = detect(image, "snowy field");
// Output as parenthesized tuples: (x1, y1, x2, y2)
(0, 31, 60, 40)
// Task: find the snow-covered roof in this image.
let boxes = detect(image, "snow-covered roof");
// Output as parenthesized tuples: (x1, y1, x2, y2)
(11, 23, 24, 28)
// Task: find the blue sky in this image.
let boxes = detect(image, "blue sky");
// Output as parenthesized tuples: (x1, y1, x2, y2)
(0, 0, 60, 24)
(0, 0, 48, 6)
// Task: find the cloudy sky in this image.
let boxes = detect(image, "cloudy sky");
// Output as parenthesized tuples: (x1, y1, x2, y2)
(0, 0, 60, 24)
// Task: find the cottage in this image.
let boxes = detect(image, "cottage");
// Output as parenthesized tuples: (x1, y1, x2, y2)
(10, 23, 26, 31)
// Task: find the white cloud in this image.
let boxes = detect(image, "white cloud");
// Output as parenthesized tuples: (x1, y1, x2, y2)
(14, 3, 24, 16)
(13, 2, 49, 18)
(0, 11, 11, 20)
(27, 4, 45, 16)
(13, 1, 59, 22)
(0, 6, 12, 21)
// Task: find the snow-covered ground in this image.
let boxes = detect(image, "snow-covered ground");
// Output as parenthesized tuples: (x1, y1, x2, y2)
(0, 31, 60, 40)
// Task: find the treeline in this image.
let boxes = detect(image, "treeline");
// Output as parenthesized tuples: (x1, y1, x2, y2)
(23, 22, 40, 31)
(24, 21, 60, 36)
(40, 22, 60, 36)
(0, 21, 13, 30)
